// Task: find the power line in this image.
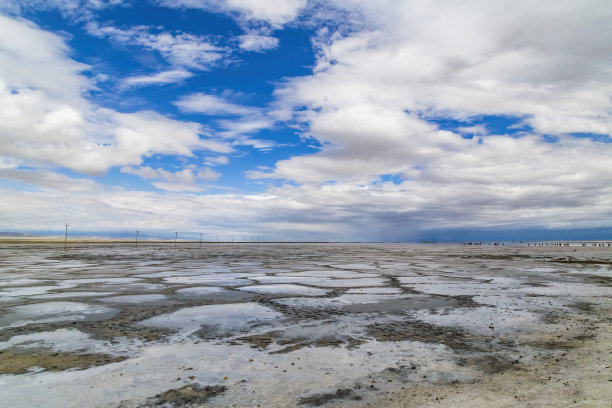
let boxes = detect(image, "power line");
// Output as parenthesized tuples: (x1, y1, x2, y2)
(64, 223, 69, 251)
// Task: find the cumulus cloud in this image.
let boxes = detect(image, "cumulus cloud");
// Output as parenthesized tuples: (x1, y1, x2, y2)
(265, 1, 612, 182)
(0, 15, 230, 174)
(0, 15, 89, 104)
(280, 0, 612, 134)
(245, 0, 612, 234)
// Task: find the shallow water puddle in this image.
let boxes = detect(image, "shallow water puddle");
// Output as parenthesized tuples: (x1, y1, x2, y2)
(0, 301, 119, 328)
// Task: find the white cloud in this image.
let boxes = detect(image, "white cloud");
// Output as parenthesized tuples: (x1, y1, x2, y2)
(456, 125, 487, 137)
(2, 3, 612, 238)
(158, 0, 307, 27)
(238, 34, 279, 52)
(0, 0, 127, 22)
(204, 156, 229, 166)
(0, 15, 231, 174)
(121, 165, 221, 192)
(243, 0, 612, 234)
(0, 15, 89, 104)
(288, 0, 612, 133)
(197, 167, 222, 180)
(86, 22, 226, 71)
(121, 69, 193, 88)
(175, 93, 277, 149)
(218, 116, 275, 136)
(2, 166, 611, 240)
(265, 1, 612, 182)
(174, 93, 260, 116)
(120, 166, 219, 184)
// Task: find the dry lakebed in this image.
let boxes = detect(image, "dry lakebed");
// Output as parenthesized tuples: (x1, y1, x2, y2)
(0, 243, 610, 407)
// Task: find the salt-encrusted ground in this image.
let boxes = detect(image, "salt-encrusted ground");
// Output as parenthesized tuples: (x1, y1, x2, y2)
(0, 243, 610, 407)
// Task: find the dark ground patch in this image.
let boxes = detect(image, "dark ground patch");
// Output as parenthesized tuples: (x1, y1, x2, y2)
(236, 331, 361, 354)
(366, 320, 483, 351)
(551, 257, 612, 265)
(572, 302, 595, 313)
(299, 388, 362, 406)
(459, 354, 517, 374)
(0, 346, 126, 374)
(236, 332, 281, 349)
(137, 384, 227, 407)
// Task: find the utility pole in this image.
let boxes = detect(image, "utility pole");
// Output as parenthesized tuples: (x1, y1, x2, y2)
(175, 231, 178, 247)
(64, 223, 69, 251)
(136, 229, 139, 248)
(199, 233, 203, 247)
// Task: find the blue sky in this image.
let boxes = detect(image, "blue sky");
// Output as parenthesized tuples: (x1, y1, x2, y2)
(0, 0, 611, 241)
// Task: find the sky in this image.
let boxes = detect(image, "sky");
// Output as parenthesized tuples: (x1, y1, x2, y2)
(0, 0, 611, 242)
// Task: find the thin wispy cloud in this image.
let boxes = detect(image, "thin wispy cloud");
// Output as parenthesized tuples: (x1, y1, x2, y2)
(121, 69, 193, 89)
(238, 34, 279, 52)
(174, 93, 260, 116)
(85, 22, 227, 71)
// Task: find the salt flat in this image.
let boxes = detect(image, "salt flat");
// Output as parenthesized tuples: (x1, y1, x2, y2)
(0, 243, 610, 407)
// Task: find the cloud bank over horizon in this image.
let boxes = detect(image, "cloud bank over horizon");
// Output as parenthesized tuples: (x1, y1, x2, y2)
(0, 0, 611, 241)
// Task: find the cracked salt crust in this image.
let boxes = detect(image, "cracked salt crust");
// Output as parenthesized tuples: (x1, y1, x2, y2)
(141, 302, 283, 337)
(238, 284, 330, 296)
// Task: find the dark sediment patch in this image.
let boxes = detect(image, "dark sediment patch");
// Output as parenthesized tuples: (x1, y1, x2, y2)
(387, 276, 421, 295)
(79, 306, 179, 342)
(571, 301, 595, 313)
(127, 384, 227, 407)
(457, 253, 538, 261)
(525, 319, 602, 351)
(0, 347, 126, 374)
(582, 275, 612, 286)
(542, 311, 562, 324)
(299, 388, 362, 406)
(194, 324, 232, 340)
(236, 332, 280, 349)
(550, 257, 612, 265)
(524, 282, 549, 287)
(366, 320, 483, 352)
(236, 331, 361, 354)
(458, 354, 517, 374)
